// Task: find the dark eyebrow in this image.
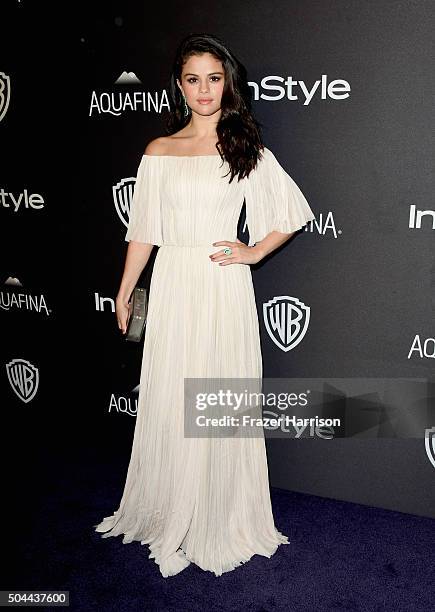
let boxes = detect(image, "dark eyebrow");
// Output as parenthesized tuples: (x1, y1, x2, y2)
(183, 72, 224, 77)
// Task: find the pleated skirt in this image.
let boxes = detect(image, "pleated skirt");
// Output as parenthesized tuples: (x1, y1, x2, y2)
(94, 244, 289, 577)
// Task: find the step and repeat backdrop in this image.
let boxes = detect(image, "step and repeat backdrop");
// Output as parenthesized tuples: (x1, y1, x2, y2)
(2, 2, 434, 518)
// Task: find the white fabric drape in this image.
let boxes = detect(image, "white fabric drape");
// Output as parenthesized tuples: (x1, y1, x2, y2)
(94, 149, 315, 577)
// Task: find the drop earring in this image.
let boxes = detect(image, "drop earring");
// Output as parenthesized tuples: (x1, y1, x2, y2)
(182, 94, 190, 117)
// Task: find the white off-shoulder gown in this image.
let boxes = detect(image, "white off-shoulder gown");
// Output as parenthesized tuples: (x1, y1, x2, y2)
(94, 147, 316, 577)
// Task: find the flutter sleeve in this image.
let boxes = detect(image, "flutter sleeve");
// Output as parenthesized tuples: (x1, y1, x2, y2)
(125, 155, 163, 246)
(244, 147, 316, 246)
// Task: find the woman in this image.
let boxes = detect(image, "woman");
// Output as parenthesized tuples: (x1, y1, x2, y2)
(94, 33, 315, 577)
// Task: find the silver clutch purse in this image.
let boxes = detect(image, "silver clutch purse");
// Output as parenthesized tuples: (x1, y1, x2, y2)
(125, 286, 148, 342)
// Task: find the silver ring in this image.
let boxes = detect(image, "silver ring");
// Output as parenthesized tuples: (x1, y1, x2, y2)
(223, 247, 232, 255)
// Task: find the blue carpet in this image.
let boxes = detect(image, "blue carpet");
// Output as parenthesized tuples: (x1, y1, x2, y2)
(5, 447, 434, 611)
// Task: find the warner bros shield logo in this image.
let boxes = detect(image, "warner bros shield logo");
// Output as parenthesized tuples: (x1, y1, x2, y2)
(6, 358, 39, 403)
(113, 176, 136, 228)
(0, 72, 11, 122)
(263, 295, 310, 352)
(425, 426, 435, 469)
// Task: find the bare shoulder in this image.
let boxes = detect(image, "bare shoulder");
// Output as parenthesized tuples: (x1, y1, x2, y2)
(144, 137, 171, 156)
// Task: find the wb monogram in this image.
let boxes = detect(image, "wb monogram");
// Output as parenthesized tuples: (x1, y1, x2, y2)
(6, 358, 39, 403)
(113, 176, 136, 229)
(263, 296, 310, 352)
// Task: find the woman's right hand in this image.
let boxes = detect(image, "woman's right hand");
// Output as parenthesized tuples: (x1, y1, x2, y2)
(116, 295, 131, 334)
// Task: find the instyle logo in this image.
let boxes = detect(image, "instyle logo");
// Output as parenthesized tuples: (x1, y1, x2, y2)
(113, 175, 136, 228)
(263, 295, 310, 352)
(1, 188, 45, 212)
(0, 71, 11, 121)
(6, 358, 39, 403)
(409, 204, 435, 229)
(249, 74, 351, 105)
(94, 292, 115, 313)
(263, 410, 335, 438)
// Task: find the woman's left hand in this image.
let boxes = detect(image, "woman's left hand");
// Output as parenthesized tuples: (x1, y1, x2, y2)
(209, 239, 264, 266)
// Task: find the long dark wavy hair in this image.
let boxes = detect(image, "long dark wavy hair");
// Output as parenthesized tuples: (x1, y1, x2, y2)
(165, 33, 265, 183)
